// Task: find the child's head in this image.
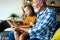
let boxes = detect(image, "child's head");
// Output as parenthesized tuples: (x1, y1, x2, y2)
(24, 4, 36, 16)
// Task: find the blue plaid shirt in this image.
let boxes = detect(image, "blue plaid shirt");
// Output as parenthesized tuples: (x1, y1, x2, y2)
(28, 7, 57, 40)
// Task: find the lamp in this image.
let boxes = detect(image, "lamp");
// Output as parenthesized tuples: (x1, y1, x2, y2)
(51, 1, 55, 6)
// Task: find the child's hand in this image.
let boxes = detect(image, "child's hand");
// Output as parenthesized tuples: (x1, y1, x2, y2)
(14, 27, 21, 32)
(15, 21, 23, 26)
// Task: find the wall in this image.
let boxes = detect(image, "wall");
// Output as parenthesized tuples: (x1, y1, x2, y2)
(0, 0, 22, 20)
(46, 0, 60, 6)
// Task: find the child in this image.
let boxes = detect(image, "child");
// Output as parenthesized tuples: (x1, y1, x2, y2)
(8, 4, 36, 40)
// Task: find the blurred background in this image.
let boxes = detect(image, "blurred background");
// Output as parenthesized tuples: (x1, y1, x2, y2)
(0, 0, 60, 40)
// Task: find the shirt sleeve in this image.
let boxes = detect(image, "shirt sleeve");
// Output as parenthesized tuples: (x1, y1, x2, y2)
(28, 12, 56, 36)
(30, 16, 36, 25)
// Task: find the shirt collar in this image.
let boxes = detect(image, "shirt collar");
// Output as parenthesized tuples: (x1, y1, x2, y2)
(39, 10, 44, 14)
(39, 7, 47, 15)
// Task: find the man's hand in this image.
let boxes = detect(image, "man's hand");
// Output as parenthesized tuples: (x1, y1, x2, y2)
(19, 27, 28, 32)
(13, 26, 21, 32)
(13, 26, 28, 33)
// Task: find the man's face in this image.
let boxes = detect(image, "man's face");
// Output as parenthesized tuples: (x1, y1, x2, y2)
(32, 0, 43, 11)
(32, 0, 41, 13)
(32, 0, 39, 9)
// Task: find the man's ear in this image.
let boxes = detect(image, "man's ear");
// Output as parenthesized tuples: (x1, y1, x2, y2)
(40, 1, 43, 7)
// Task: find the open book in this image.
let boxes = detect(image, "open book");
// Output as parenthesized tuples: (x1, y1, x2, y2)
(8, 17, 23, 27)
(8, 17, 17, 26)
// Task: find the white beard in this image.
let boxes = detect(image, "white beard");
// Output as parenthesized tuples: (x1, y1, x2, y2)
(34, 7, 40, 13)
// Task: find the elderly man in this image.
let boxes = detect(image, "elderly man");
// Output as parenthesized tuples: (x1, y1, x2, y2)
(8, 0, 57, 40)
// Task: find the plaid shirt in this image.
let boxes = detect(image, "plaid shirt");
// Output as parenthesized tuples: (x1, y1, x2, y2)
(28, 7, 57, 40)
